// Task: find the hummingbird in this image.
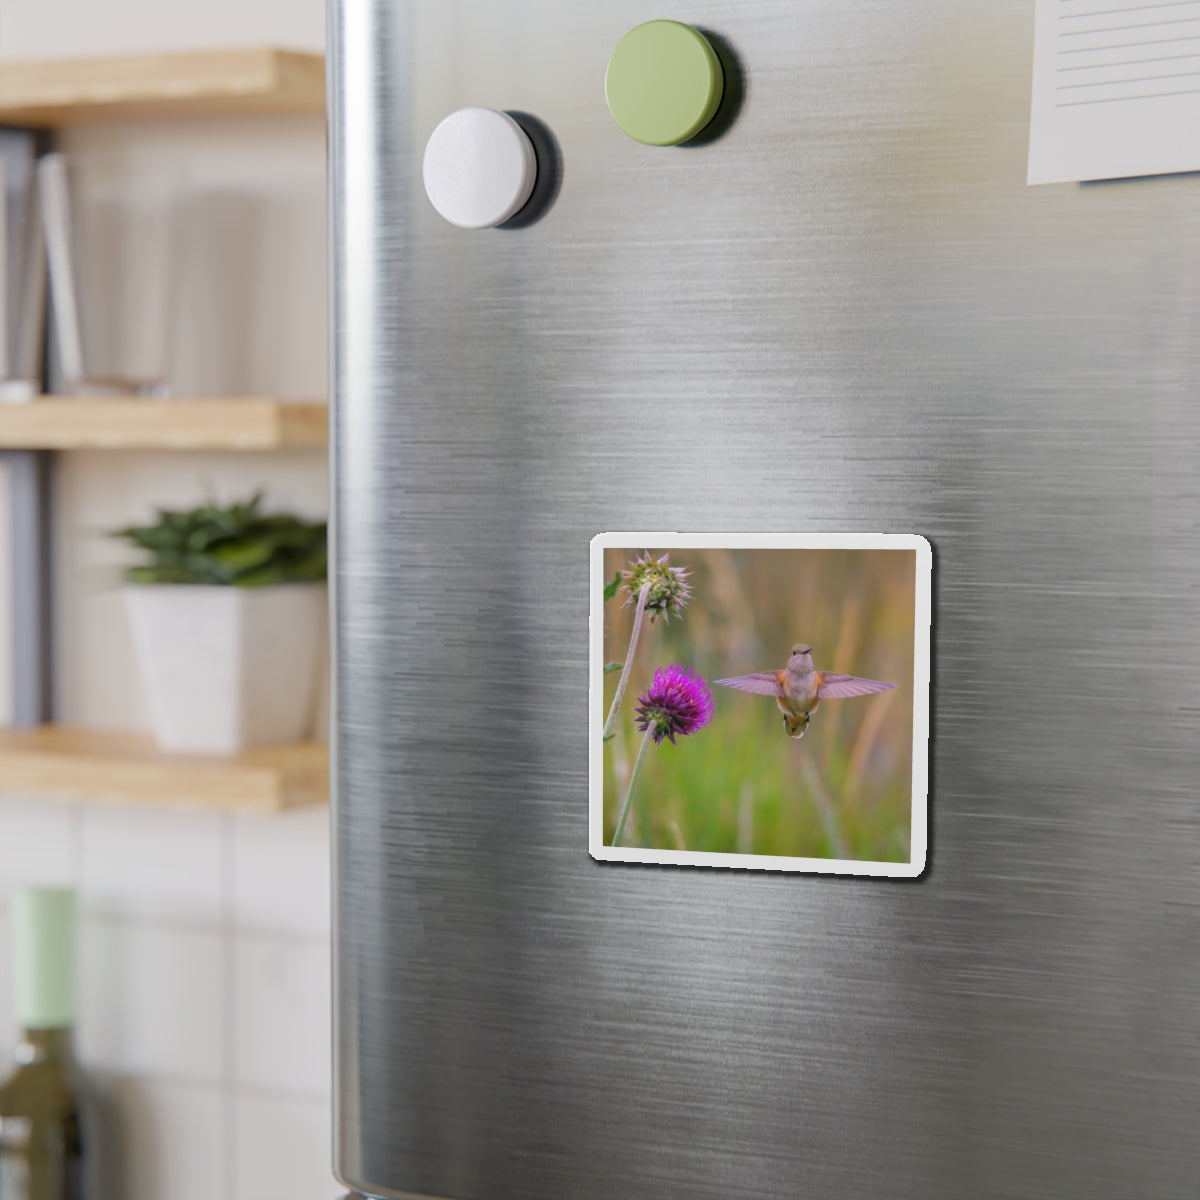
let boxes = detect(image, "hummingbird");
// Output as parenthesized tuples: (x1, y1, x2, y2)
(716, 644, 896, 740)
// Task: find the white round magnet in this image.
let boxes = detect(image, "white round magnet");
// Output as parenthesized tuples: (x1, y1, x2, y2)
(422, 107, 538, 229)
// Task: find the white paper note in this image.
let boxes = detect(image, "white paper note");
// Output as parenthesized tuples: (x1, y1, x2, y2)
(1028, 0, 1200, 184)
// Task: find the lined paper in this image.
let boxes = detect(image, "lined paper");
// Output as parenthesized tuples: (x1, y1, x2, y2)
(1028, 0, 1200, 183)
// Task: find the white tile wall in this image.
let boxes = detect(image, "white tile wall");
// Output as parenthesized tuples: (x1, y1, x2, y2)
(233, 807, 331, 937)
(80, 917, 226, 1081)
(0, 909, 12, 1061)
(0, 468, 9, 730)
(107, 1076, 227, 1200)
(80, 805, 225, 924)
(0, 796, 78, 885)
(232, 1093, 339, 1200)
(0, 801, 334, 1196)
(233, 935, 331, 1097)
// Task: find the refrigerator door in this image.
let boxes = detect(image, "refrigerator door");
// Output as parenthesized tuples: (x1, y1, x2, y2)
(329, 2, 1200, 1198)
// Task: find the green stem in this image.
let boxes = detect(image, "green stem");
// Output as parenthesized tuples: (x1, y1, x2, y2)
(603, 581, 651, 741)
(611, 726, 654, 847)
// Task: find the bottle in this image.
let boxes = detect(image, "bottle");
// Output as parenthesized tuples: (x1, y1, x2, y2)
(0, 888, 90, 1200)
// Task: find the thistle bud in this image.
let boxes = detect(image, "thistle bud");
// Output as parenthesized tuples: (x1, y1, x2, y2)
(621, 552, 692, 625)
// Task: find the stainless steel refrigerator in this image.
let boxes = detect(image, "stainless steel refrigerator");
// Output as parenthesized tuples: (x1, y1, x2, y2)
(328, 2, 1200, 1197)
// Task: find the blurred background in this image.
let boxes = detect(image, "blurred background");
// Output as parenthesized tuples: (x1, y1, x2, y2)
(603, 547, 916, 862)
(0, 1, 333, 1198)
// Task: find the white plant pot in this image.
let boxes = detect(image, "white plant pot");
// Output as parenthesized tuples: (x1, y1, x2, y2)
(124, 583, 326, 756)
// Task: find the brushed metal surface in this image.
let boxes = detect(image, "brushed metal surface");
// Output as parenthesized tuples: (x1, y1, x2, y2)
(329, 2, 1200, 1197)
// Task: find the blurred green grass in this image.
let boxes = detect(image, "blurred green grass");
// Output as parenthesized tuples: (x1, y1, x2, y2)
(602, 547, 915, 862)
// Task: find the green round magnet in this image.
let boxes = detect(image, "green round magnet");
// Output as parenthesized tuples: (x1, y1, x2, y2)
(605, 20, 724, 147)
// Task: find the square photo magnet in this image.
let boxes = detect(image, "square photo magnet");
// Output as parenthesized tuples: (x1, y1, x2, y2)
(590, 534, 931, 877)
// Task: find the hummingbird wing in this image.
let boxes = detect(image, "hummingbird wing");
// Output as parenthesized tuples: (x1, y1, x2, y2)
(714, 671, 785, 697)
(817, 673, 897, 699)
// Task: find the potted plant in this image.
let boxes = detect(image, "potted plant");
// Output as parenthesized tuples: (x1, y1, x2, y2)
(112, 494, 327, 755)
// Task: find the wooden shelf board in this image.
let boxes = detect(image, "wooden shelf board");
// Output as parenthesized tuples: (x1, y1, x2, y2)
(0, 397, 327, 450)
(0, 726, 328, 813)
(0, 48, 324, 127)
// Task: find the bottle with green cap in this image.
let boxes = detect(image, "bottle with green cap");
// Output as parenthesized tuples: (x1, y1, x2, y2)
(0, 887, 97, 1200)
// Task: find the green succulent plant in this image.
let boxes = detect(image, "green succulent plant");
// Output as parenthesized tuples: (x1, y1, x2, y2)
(112, 493, 327, 587)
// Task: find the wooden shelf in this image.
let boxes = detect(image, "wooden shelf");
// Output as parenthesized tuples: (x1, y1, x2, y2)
(0, 726, 327, 813)
(0, 397, 327, 450)
(0, 48, 325, 127)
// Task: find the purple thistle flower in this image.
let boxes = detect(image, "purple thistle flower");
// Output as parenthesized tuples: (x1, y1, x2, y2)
(634, 665, 715, 746)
